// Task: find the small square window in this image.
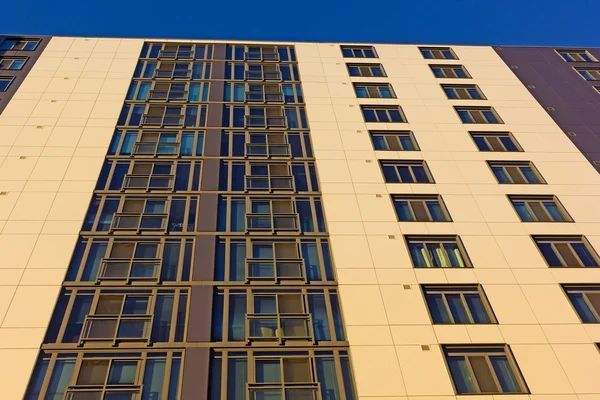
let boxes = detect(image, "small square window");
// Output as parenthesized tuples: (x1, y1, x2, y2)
(420, 47, 457, 60)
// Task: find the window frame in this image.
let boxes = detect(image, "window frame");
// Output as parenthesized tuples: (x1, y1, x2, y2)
(442, 345, 528, 395)
(369, 130, 419, 151)
(0, 76, 15, 92)
(469, 131, 522, 152)
(405, 235, 472, 268)
(575, 67, 600, 81)
(346, 63, 387, 77)
(361, 105, 407, 123)
(442, 84, 486, 100)
(533, 235, 600, 268)
(508, 195, 572, 222)
(429, 64, 471, 79)
(379, 160, 435, 184)
(0, 56, 28, 70)
(391, 195, 452, 222)
(487, 161, 545, 184)
(340, 45, 378, 58)
(455, 106, 503, 124)
(353, 82, 396, 98)
(420, 47, 458, 60)
(422, 285, 497, 324)
(562, 285, 600, 323)
(556, 49, 597, 63)
(0, 37, 40, 51)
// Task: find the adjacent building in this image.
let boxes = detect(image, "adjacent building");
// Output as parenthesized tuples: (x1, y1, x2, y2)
(1, 35, 600, 400)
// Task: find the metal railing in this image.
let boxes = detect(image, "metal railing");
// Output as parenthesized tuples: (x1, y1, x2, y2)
(248, 383, 320, 400)
(245, 115, 287, 128)
(245, 71, 282, 81)
(245, 143, 291, 158)
(132, 142, 180, 157)
(111, 213, 168, 232)
(247, 313, 313, 343)
(245, 91, 284, 103)
(246, 258, 305, 282)
(141, 114, 184, 126)
(81, 314, 153, 343)
(154, 69, 192, 79)
(65, 386, 142, 400)
(98, 259, 161, 283)
(158, 50, 194, 59)
(148, 91, 188, 101)
(246, 213, 299, 232)
(245, 52, 280, 62)
(245, 175, 294, 191)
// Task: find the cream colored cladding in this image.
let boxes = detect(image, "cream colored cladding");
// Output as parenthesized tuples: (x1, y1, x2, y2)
(0, 36, 143, 399)
(297, 43, 600, 399)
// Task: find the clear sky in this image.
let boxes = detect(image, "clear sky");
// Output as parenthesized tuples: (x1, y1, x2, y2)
(2, 0, 599, 47)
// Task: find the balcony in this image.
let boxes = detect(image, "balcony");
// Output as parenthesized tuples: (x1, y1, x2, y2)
(245, 71, 282, 81)
(141, 114, 184, 127)
(98, 259, 161, 283)
(111, 213, 168, 232)
(245, 52, 279, 62)
(245, 175, 294, 192)
(154, 69, 192, 79)
(246, 258, 305, 282)
(245, 143, 291, 158)
(122, 174, 175, 191)
(248, 384, 319, 400)
(247, 313, 313, 343)
(132, 142, 180, 157)
(65, 386, 142, 400)
(148, 90, 188, 101)
(158, 50, 194, 59)
(245, 91, 284, 103)
(246, 213, 299, 232)
(80, 314, 153, 343)
(245, 115, 287, 128)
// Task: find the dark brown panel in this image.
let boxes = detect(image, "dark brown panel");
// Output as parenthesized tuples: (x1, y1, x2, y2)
(203, 128, 222, 157)
(200, 159, 220, 191)
(206, 103, 223, 128)
(197, 192, 218, 232)
(193, 235, 216, 281)
(213, 43, 227, 61)
(209, 80, 224, 102)
(181, 347, 210, 400)
(187, 286, 213, 342)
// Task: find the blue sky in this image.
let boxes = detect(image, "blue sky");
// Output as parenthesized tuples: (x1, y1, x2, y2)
(2, 0, 599, 47)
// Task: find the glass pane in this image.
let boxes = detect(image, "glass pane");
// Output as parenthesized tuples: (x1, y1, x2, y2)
(426, 294, 452, 323)
(409, 243, 428, 267)
(411, 166, 429, 183)
(543, 202, 565, 221)
(143, 359, 166, 400)
(108, 361, 137, 384)
(399, 136, 415, 150)
(308, 294, 331, 341)
(77, 360, 109, 385)
(470, 356, 498, 392)
(491, 167, 510, 183)
(394, 200, 414, 221)
(284, 359, 310, 382)
(572, 243, 598, 267)
(446, 294, 470, 323)
(490, 356, 522, 392)
(117, 320, 146, 338)
(447, 356, 477, 393)
(499, 136, 518, 151)
(255, 296, 277, 313)
(512, 201, 534, 221)
(464, 294, 492, 323)
(473, 136, 490, 151)
(520, 166, 539, 183)
(227, 359, 247, 400)
(426, 201, 446, 221)
(537, 242, 563, 267)
(228, 294, 246, 341)
(256, 360, 281, 383)
(568, 293, 599, 322)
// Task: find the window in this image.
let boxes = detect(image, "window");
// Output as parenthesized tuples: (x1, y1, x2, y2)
(442, 84, 485, 99)
(406, 236, 471, 268)
(564, 285, 600, 323)
(141, 42, 213, 59)
(595, 86, 600, 94)
(533, 236, 600, 267)
(420, 47, 457, 60)
(509, 196, 571, 222)
(0, 56, 26, 70)
(0, 77, 14, 92)
(443, 346, 527, 394)
(220, 131, 313, 158)
(575, 68, 600, 81)
(392, 195, 451, 222)
(470, 132, 521, 152)
(347, 63, 386, 77)
(0, 37, 40, 51)
(226, 44, 296, 62)
(430, 65, 470, 78)
(361, 106, 407, 123)
(558, 49, 596, 62)
(354, 83, 395, 98)
(488, 161, 544, 184)
(423, 285, 495, 323)
(380, 160, 433, 183)
(218, 160, 318, 193)
(456, 106, 502, 124)
(341, 45, 377, 58)
(370, 131, 419, 151)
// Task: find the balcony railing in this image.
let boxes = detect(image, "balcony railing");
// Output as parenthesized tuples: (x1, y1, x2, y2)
(246, 258, 305, 282)
(65, 386, 142, 400)
(248, 383, 320, 400)
(246, 213, 299, 232)
(98, 258, 161, 283)
(245, 71, 282, 81)
(245, 92, 284, 103)
(154, 69, 192, 79)
(132, 142, 180, 157)
(122, 174, 175, 191)
(111, 213, 168, 232)
(245, 52, 279, 62)
(245, 175, 294, 191)
(81, 314, 153, 343)
(148, 91, 188, 101)
(247, 313, 313, 343)
(245, 143, 291, 158)
(158, 50, 194, 59)
(245, 115, 287, 128)
(141, 114, 184, 126)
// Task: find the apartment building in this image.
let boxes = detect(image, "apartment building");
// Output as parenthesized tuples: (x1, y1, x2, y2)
(1, 35, 600, 400)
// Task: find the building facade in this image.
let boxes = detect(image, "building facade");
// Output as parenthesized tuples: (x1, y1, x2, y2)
(1, 35, 600, 400)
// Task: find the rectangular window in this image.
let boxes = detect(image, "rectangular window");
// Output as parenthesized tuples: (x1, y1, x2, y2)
(563, 285, 600, 323)
(442, 84, 485, 100)
(0, 56, 27, 70)
(0, 37, 40, 51)
(406, 236, 471, 268)
(347, 63, 386, 77)
(488, 161, 544, 184)
(423, 285, 495, 323)
(558, 49, 597, 62)
(470, 132, 521, 152)
(534, 236, 600, 267)
(595, 86, 600, 94)
(443, 345, 527, 394)
(0, 77, 14, 92)
(380, 160, 433, 183)
(576, 68, 600, 81)
(509, 196, 571, 222)
(361, 106, 407, 123)
(420, 47, 457, 60)
(430, 65, 471, 78)
(370, 131, 419, 151)
(392, 195, 451, 222)
(456, 107, 502, 124)
(341, 46, 377, 58)
(353, 83, 395, 98)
